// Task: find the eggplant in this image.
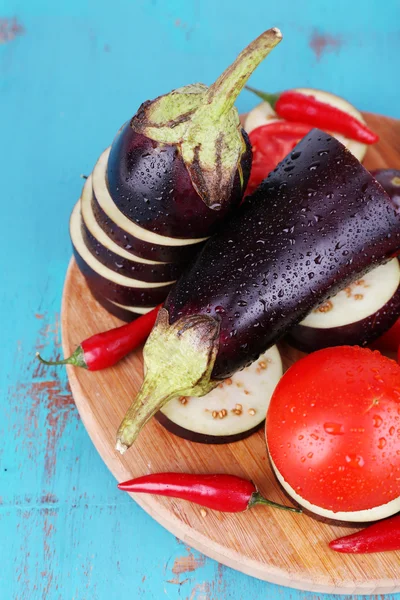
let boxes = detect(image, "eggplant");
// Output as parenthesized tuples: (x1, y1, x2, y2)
(116, 129, 400, 453)
(70, 203, 174, 306)
(370, 169, 400, 210)
(155, 346, 282, 444)
(81, 176, 182, 283)
(92, 149, 208, 263)
(89, 287, 155, 322)
(286, 259, 400, 352)
(106, 30, 282, 239)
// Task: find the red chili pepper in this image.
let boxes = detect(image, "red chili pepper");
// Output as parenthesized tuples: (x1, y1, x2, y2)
(246, 86, 379, 145)
(329, 514, 400, 553)
(118, 472, 301, 513)
(36, 305, 160, 371)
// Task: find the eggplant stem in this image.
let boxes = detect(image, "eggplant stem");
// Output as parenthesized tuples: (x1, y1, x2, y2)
(206, 28, 282, 117)
(249, 491, 302, 513)
(116, 308, 220, 453)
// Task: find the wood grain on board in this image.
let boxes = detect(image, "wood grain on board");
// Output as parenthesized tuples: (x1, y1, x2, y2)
(62, 114, 400, 595)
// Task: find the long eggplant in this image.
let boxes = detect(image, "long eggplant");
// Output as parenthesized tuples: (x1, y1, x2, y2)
(106, 29, 282, 239)
(116, 129, 400, 453)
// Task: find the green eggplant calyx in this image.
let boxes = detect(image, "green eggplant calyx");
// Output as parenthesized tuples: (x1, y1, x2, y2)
(130, 28, 282, 208)
(115, 308, 220, 454)
(245, 85, 280, 109)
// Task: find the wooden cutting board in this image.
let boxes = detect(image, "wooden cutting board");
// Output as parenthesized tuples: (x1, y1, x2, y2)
(62, 113, 400, 595)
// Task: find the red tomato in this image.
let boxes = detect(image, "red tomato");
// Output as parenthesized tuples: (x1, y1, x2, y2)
(246, 121, 312, 195)
(266, 346, 400, 513)
(372, 317, 400, 354)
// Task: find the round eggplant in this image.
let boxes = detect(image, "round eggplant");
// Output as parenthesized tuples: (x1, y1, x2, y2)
(107, 124, 251, 238)
(116, 129, 400, 452)
(286, 259, 400, 352)
(81, 176, 182, 283)
(106, 30, 283, 238)
(155, 346, 282, 444)
(370, 169, 400, 210)
(70, 203, 174, 306)
(89, 287, 156, 322)
(92, 149, 208, 263)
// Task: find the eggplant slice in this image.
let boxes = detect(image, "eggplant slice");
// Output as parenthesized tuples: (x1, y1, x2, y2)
(155, 346, 282, 444)
(287, 259, 400, 352)
(92, 149, 208, 263)
(70, 202, 175, 306)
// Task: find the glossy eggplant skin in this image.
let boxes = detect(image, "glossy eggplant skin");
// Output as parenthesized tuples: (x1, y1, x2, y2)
(91, 194, 205, 264)
(81, 218, 182, 283)
(286, 284, 400, 353)
(89, 287, 152, 322)
(106, 123, 252, 239)
(73, 248, 174, 306)
(164, 130, 400, 380)
(370, 169, 400, 211)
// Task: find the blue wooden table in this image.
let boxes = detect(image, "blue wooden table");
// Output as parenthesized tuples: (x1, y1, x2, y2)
(1, 1, 400, 598)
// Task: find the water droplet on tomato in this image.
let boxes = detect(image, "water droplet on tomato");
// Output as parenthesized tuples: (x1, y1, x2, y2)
(373, 415, 383, 428)
(324, 422, 344, 435)
(378, 437, 387, 449)
(345, 454, 365, 467)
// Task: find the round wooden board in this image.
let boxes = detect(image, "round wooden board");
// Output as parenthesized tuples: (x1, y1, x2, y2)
(62, 113, 400, 595)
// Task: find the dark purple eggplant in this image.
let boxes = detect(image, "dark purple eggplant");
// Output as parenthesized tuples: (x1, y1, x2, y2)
(89, 287, 155, 322)
(81, 174, 182, 282)
(116, 129, 400, 453)
(70, 203, 174, 306)
(106, 29, 282, 238)
(92, 149, 207, 263)
(370, 169, 400, 210)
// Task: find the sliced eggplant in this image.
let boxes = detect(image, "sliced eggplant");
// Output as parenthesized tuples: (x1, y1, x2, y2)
(244, 88, 368, 162)
(70, 202, 174, 306)
(286, 259, 400, 352)
(92, 149, 208, 263)
(81, 176, 183, 283)
(155, 346, 282, 444)
(89, 287, 156, 322)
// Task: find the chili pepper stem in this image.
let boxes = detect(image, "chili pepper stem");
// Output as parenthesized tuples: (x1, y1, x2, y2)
(116, 308, 220, 453)
(35, 348, 87, 369)
(245, 85, 280, 109)
(248, 491, 302, 513)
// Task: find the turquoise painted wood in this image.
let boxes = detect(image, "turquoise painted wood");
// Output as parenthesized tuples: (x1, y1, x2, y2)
(1, 0, 399, 598)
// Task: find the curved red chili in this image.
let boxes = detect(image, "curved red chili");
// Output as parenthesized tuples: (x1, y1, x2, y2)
(329, 514, 400, 553)
(37, 304, 160, 371)
(246, 86, 379, 145)
(118, 472, 301, 513)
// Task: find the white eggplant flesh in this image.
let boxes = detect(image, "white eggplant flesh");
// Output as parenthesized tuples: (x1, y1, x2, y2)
(156, 346, 282, 443)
